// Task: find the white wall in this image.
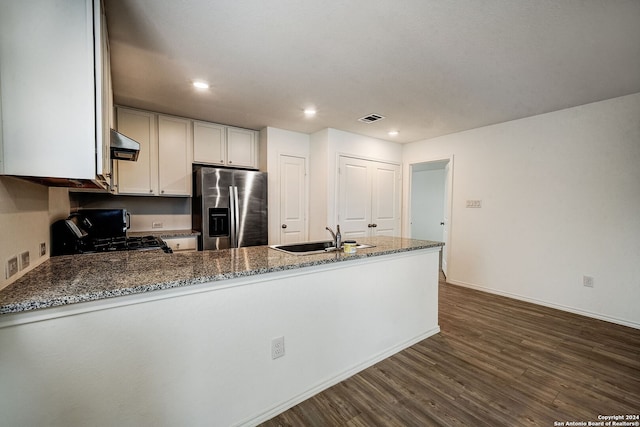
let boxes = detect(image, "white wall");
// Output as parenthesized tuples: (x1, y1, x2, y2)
(0, 177, 69, 290)
(308, 129, 330, 240)
(309, 128, 403, 240)
(260, 127, 310, 244)
(402, 93, 640, 328)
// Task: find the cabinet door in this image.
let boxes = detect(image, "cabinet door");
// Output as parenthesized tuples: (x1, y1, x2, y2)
(193, 121, 225, 166)
(338, 156, 371, 239)
(227, 127, 257, 168)
(158, 115, 192, 196)
(116, 108, 157, 195)
(0, 0, 96, 179)
(164, 237, 197, 252)
(371, 162, 401, 236)
(95, 5, 112, 182)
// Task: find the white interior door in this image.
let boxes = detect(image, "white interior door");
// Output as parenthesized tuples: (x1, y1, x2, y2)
(409, 158, 452, 277)
(338, 157, 371, 239)
(411, 167, 446, 241)
(279, 155, 307, 244)
(442, 161, 452, 276)
(371, 162, 401, 236)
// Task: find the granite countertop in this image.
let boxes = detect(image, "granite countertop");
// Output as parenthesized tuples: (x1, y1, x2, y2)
(0, 236, 443, 315)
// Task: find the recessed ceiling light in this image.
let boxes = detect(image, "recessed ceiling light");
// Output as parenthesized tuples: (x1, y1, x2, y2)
(193, 81, 209, 89)
(388, 130, 399, 137)
(304, 108, 317, 117)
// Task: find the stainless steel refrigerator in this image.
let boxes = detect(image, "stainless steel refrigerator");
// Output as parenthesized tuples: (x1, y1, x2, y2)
(193, 166, 268, 250)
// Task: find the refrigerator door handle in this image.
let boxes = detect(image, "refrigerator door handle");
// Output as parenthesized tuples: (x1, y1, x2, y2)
(229, 185, 237, 247)
(233, 186, 240, 247)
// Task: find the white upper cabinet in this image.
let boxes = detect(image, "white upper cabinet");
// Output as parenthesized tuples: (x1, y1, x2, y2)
(115, 108, 192, 197)
(158, 115, 192, 196)
(193, 121, 226, 166)
(96, 6, 114, 183)
(194, 122, 258, 169)
(116, 106, 257, 197)
(115, 108, 157, 195)
(0, 0, 112, 188)
(227, 127, 257, 168)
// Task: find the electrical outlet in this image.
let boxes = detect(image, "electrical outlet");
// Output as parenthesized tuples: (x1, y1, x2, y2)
(19, 251, 30, 270)
(583, 275, 594, 288)
(272, 336, 285, 359)
(6, 256, 19, 279)
(152, 222, 164, 229)
(40, 242, 47, 257)
(466, 200, 482, 208)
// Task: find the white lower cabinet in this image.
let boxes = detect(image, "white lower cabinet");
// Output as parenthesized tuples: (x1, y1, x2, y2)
(115, 107, 192, 196)
(338, 156, 401, 239)
(164, 236, 197, 252)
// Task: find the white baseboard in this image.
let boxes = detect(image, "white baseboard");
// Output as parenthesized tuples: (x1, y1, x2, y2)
(447, 279, 640, 330)
(240, 326, 441, 427)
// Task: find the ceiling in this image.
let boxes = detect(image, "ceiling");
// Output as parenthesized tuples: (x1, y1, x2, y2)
(104, 0, 640, 143)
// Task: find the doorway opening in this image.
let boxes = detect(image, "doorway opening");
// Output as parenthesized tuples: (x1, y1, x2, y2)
(409, 157, 453, 278)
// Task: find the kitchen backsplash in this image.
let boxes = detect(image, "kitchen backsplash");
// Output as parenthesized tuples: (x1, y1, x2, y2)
(70, 193, 191, 232)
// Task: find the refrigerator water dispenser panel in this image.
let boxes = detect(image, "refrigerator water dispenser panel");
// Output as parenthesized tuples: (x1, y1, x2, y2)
(209, 208, 229, 237)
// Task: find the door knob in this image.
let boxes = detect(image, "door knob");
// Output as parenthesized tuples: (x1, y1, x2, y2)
(281, 224, 287, 229)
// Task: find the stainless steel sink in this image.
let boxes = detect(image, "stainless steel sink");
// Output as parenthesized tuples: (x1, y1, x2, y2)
(269, 240, 375, 255)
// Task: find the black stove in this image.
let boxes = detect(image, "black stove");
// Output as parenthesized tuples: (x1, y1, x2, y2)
(88, 236, 172, 253)
(51, 209, 173, 256)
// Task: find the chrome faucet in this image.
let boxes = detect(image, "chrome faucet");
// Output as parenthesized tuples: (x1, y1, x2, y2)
(326, 225, 342, 249)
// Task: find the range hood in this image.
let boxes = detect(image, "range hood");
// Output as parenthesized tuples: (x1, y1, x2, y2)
(110, 129, 140, 161)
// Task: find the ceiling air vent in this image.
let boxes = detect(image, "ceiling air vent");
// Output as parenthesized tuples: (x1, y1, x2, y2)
(358, 113, 385, 123)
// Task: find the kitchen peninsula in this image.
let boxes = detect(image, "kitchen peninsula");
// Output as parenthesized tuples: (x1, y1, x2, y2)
(0, 236, 442, 427)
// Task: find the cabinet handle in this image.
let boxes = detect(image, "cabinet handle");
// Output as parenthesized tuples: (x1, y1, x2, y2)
(372, 224, 378, 228)
(149, 189, 153, 193)
(229, 161, 233, 164)
(367, 224, 372, 228)
(281, 224, 287, 229)
(221, 160, 224, 163)
(161, 190, 165, 194)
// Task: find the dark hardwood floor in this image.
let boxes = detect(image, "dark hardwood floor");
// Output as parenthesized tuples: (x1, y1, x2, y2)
(261, 276, 640, 426)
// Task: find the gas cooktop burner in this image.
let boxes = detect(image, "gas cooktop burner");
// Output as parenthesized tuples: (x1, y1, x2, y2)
(88, 236, 172, 253)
